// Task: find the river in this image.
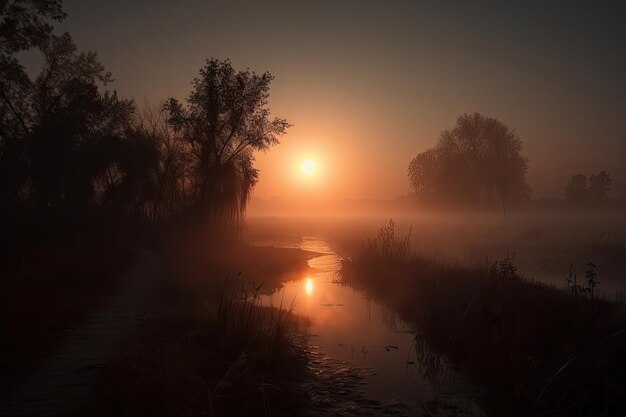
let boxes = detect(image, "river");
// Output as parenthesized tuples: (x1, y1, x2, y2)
(257, 236, 486, 416)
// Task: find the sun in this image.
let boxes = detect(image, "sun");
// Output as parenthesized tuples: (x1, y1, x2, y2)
(299, 159, 317, 175)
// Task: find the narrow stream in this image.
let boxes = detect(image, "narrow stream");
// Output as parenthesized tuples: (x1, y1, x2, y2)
(258, 237, 486, 416)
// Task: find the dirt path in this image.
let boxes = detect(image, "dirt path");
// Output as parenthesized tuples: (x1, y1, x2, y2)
(0, 249, 164, 417)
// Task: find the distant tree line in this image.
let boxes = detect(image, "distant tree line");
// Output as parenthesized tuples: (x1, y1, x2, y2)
(565, 171, 613, 205)
(408, 113, 530, 208)
(0, 1, 289, 245)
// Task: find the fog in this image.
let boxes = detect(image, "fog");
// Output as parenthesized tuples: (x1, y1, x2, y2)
(246, 208, 626, 294)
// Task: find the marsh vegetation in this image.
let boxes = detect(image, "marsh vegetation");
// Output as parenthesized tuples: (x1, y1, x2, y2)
(339, 218, 626, 416)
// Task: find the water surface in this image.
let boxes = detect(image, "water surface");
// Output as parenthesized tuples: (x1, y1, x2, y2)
(258, 237, 485, 415)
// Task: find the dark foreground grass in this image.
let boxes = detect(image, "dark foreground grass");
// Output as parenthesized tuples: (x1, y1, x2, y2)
(86, 278, 308, 417)
(85, 236, 313, 417)
(341, 220, 626, 416)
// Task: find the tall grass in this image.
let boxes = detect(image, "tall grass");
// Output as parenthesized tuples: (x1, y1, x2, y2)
(368, 219, 413, 262)
(341, 219, 626, 416)
(88, 276, 307, 417)
(217, 277, 297, 361)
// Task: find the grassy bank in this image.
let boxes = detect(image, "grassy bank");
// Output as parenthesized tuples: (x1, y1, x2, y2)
(165, 227, 318, 294)
(85, 237, 315, 417)
(0, 214, 317, 416)
(341, 220, 626, 416)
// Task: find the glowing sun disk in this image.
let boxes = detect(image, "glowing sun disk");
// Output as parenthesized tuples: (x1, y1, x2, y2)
(305, 278, 314, 295)
(300, 159, 317, 175)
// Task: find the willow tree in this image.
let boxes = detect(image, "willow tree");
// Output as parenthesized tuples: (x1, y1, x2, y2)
(165, 59, 290, 229)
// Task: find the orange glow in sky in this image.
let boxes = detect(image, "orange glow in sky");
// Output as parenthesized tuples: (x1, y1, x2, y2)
(58, 2, 626, 201)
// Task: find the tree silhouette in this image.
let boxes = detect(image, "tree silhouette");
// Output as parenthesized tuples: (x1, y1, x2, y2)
(408, 113, 530, 206)
(129, 102, 192, 220)
(565, 171, 612, 205)
(28, 33, 134, 210)
(0, 0, 65, 54)
(165, 59, 290, 229)
(407, 148, 439, 197)
(589, 170, 612, 201)
(565, 174, 588, 203)
(1, 28, 146, 216)
(1, 1, 65, 204)
(0, 3, 290, 252)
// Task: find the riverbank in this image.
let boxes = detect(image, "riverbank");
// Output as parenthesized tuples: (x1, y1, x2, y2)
(340, 221, 626, 416)
(83, 238, 318, 416)
(0, 227, 318, 416)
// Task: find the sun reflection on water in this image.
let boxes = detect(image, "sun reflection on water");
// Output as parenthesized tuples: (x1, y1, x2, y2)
(255, 236, 484, 414)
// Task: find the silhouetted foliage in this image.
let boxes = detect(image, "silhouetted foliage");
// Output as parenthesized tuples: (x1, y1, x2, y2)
(565, 174, 588, 203)
(565, 171, 613, 205)
(164, 59, 290, 230)
(0, 30, 137, 212)
(1, 2, 289, 247)
(1, 0, 66, 202)
(0, 0, 65, 54)
(408, 113, 530, 207)
(589, 171, 612, 201)
(32, 34, 135, 210)
(128, 103, 192, 220)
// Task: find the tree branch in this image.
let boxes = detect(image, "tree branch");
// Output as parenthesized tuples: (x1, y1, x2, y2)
(217, 108, 244, 161)
(0, 87, 28, 134)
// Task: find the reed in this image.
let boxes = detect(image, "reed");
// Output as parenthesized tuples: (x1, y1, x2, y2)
(217, 276, 297, 361)
(341, 219, 626, 416)
(87, 275, 306, 417)
(366, 219, 414, 263)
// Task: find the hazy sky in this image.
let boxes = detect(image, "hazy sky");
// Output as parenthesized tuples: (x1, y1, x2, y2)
(55, 0, 626, 200)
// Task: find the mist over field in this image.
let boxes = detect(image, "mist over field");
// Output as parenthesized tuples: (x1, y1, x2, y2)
(246, 210, 626, 293)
